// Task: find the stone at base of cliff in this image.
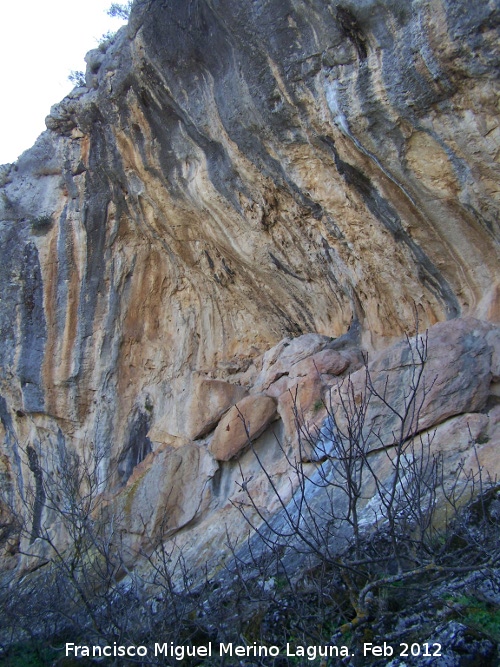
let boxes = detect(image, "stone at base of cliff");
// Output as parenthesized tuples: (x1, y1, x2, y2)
(328, 318, 497, 451)
(289, 349, 350, 379)
(209, 394, 278, 461)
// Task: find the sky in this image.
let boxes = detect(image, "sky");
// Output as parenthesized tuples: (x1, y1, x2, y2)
(0, 0, 129, 165)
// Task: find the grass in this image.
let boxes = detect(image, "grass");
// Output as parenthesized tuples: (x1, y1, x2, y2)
(454, 594, 500, 641)
(2, 642, 58, 667)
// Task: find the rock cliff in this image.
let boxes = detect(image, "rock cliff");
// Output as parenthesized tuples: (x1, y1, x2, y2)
(0, 0, 500, 579)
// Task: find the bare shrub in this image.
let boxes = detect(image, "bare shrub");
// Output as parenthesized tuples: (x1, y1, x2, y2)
(232, 328, 500, 638)
(0, 429, 219, 665)
(68, 70, 86, 87)
(1, 326, 499, 664)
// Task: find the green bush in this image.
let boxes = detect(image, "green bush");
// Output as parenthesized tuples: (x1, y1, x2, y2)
(453, 595, 500, 641)
(30, 215, 53, 232)
(2, 642, 58, 667)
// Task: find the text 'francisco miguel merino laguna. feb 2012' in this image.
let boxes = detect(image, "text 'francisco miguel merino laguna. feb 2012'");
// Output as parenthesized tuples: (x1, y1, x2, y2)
(65, 640, 444, 661)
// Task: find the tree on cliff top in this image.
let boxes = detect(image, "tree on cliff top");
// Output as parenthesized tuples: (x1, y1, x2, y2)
(107, 1, 133, 20)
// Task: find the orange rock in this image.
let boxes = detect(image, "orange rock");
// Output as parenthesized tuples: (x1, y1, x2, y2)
(209, 394, 278, 461)
(289, 349, 350, 379)
(277, 375, 327, 460)
(186, 376, 248, 440)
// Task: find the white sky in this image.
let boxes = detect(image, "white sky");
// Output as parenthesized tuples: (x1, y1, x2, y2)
(0, 0, 128, 165)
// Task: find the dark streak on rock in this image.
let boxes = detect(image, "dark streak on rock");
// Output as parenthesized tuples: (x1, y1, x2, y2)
(117, 410, 152, 485)
(269, 252, 304, 281)
(336, 6, 368, 61)
(26, 444, 45, 544)
(18, 243, 46, 412)
(326, 139, 460, 320)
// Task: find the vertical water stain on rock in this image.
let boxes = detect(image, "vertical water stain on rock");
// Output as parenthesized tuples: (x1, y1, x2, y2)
(18, 243, 46, 413)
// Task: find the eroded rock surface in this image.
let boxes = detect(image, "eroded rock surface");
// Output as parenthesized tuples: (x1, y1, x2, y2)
(329, 317, 497, 451)
(209, 394, 278, 461)
(0, 0, 499, 573)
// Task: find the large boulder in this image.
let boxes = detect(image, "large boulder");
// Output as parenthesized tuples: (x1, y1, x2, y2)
(148, 374, 248, 442)
(185, 376, 248, 440)
(289, 349, 350, 379)
(326, 318, 498, 452)
(252, 334, 332, 393)
(209, 395, 278, 461)
(277, 375, 326, 454)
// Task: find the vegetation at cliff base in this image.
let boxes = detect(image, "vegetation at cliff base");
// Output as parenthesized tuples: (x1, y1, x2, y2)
(1, 332, 499, 666)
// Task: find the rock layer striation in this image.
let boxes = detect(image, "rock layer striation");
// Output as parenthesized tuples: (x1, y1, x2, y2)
(0, 0, 499, 570)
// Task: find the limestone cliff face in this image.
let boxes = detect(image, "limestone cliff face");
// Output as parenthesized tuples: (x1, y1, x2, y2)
(0, 0, 499, 566)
